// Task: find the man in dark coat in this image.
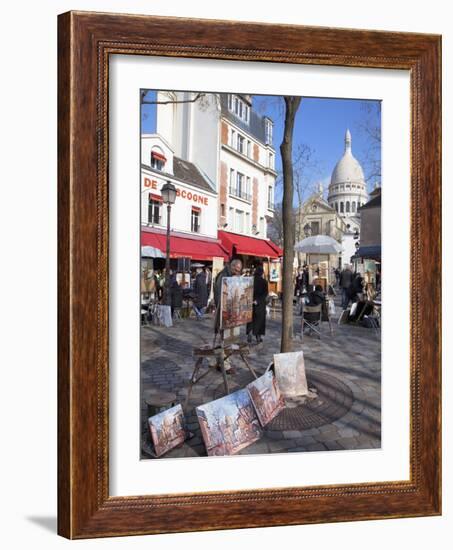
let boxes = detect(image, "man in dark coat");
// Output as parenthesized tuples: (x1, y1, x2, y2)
(192, 269, 208, 319)
(169, 273, 183, 311)
(247, 266, 269, 343)
(213, 259, 243, 333)
(339, 265, 354, 309)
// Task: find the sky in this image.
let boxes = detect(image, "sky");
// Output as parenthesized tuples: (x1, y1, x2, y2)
(141, 90, 381, 204)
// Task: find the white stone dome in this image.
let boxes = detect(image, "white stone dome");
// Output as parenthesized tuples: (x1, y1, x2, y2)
(327, 129, 369, 218)
(330, 129, 365, 186)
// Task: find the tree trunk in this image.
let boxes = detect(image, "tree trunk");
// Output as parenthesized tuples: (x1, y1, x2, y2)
(280, 96, 301, 352)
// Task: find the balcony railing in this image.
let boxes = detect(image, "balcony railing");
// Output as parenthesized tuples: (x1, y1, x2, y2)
(229, 185, 252, 202)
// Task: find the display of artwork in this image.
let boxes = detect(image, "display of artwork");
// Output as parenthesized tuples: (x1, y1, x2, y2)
(148, 404, 187, 457)
(247, 371, 285, 426)
(269, 261, 280, 282)
(220, 276, 253, 329)
(196, 389, 262, 456)
(273, 350, 308, 398)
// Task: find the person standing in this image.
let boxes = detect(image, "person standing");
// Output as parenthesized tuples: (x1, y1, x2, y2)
(247, 265, 269, 343)
(334, 267, 341, 286)
(192, 268, 208, 319)
(339, 264, 353, 309)
(294, 267, 304, 297)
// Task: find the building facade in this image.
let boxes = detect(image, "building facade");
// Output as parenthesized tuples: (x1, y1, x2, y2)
(140, 133, 228, 262)
(144, 91, 282, 288)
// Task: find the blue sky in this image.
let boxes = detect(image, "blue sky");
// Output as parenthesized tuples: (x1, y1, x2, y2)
(141, 91, 381, 203)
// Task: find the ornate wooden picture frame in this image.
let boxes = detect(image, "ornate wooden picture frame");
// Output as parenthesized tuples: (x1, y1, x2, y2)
(58, 11, 441, 539)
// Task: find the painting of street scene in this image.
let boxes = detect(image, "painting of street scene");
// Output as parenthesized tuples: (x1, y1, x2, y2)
(247, 371, 285, 426)
(273, 351, 309, 398)
(140, 89, 382, 460)
(220, 276, 253, 329)
(148, 404, 187, 457)
(196, 389, 262, 456)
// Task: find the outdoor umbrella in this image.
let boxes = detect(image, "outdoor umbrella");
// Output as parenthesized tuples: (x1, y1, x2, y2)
(294, 235, 342, 254)
(141, 245, 165, 258)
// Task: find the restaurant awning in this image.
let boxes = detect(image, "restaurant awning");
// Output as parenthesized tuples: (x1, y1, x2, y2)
(218, 230, 283, 259)
(141, 230, 229, 261)
(356, 245, 381, 260)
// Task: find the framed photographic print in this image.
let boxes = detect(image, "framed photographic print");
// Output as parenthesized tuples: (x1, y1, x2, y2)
(58, 11, 441, 539)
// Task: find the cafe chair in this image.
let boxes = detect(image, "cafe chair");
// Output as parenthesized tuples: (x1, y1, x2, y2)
(301, 304, 323, 341)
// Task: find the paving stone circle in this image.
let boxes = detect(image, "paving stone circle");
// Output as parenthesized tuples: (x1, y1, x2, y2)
(267, 370, 353, 430)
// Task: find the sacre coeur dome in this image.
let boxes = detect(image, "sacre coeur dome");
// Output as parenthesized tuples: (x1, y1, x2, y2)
(330, 129, 365, 187)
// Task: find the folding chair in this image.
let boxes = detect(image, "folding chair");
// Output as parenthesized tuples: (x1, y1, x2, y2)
(301, 303, 322, 341)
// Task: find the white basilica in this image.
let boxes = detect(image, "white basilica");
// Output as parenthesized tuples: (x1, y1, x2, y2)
(327, 129, 369, 264)
(296, 129, 369, 268)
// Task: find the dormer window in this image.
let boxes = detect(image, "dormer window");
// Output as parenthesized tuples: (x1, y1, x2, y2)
(151, 149, 166, 171)
(228, 94, 250, 124)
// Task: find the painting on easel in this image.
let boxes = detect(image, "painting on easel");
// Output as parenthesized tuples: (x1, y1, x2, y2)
(196, 389, 262, 456)
(220, 276, 253, 329)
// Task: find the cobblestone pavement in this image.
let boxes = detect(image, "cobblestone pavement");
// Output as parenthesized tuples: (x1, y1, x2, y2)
(141, 295, 381, 458)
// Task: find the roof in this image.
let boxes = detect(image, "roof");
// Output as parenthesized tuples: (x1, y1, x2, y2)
(359, 194, 381, 210)
(141, 157, 214, 193)
(218, 230, 283, 259)
(219, 94, 270, 146)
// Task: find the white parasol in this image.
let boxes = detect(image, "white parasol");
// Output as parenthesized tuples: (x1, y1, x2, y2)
(294, 235, 342, 254)
(141, 245, 165, 258)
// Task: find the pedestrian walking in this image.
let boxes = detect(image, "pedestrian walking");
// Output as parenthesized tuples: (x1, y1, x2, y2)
(334, 267, 340, 286)
(247, 265, 269, 343)
(339, 265, 354, 309)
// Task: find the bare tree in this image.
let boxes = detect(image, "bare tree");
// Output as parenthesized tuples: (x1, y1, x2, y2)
(280, 96, 302, 353)
(356, 101, 381, 187)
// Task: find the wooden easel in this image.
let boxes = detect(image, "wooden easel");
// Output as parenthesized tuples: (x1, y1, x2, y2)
(184, 306, 258, 406)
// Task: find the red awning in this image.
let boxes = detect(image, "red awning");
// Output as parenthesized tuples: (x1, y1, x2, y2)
(151, 150, 167, 162)
(218, 230, 283, 259)
(149, 193, 162, 202)
(141, 231, 229, 261)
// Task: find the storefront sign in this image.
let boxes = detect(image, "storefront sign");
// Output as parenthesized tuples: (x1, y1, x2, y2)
(143, 177, 209, 206)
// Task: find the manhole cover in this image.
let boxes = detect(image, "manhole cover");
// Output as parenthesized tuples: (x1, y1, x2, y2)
(267, 371, 353, 430)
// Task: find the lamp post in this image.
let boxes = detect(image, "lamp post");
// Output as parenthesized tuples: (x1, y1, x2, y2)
(303, 223, 311, 266)
(161, 181, 177, 305)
